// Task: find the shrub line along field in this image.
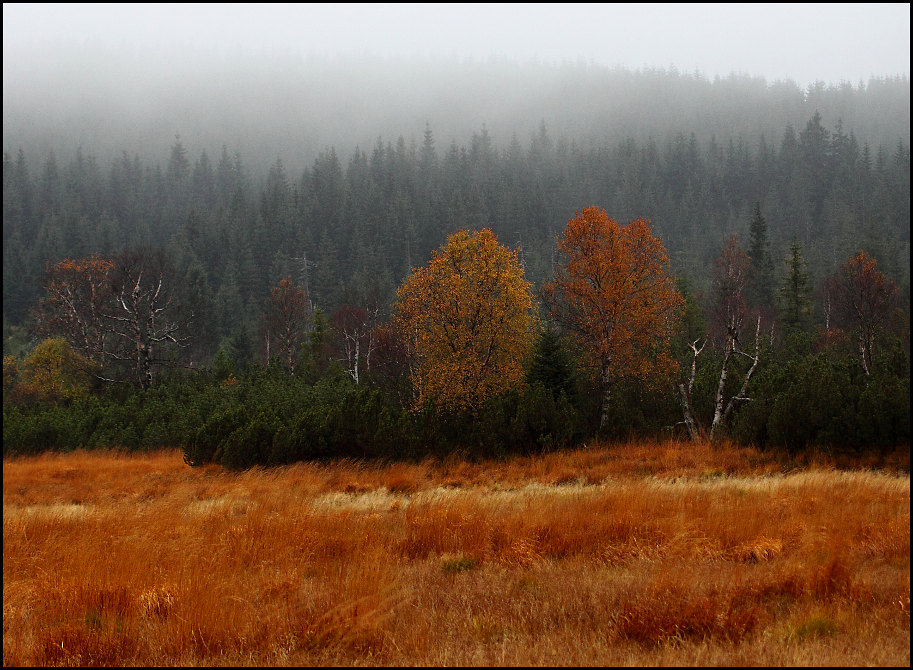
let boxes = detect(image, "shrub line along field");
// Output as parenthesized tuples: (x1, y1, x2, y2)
(3, 442, 909, 666)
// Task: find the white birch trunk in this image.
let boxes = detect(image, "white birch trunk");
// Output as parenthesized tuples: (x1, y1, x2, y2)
(678, 338, 705, 441)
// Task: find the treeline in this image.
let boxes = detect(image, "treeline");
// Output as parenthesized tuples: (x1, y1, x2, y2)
(2, 214, 909, 464)
(4, 109, 910, 359)
(3, 327, 908, 465)
(2, 97, 910, 462)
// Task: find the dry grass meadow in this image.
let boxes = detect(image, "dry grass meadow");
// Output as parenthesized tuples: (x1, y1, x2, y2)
(3, 441, 909, 666)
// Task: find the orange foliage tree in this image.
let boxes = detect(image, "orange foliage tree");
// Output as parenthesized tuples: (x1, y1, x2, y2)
(392, 228, 537, 413)
(544, 207, 683, 428)
(34, 255, 115, 366)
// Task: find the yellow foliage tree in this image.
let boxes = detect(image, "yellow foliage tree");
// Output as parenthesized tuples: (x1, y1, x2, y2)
(393, 229, 537, 413)
(19, 337, 94, 404)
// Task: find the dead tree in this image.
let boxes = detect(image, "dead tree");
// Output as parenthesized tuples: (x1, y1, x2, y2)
(105, 250, 191, 389)
(679, 236, 765, 442)
(678, 338, 706, 442)
(262, 276, 311, 372)
(331, 304, 379, 385)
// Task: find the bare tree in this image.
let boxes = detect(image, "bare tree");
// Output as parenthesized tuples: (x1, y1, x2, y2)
(678, 337, 706, 442)
(35, 250, 191, 388)
(105, 249, 192, 389)
(34, 255, 115, 369)
(331, 304, 379, 385)
(679, 236, 765, 442)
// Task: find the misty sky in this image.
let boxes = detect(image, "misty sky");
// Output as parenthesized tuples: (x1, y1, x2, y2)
(3, 3, 910, 88)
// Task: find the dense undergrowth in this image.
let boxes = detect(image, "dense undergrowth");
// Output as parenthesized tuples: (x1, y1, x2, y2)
(3, 333, 910, 468)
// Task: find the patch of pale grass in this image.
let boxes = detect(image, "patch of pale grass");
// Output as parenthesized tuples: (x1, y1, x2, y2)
(312, 488, 406, 513)
(183, 496, 258, 518)
(3, 502, 97, 522)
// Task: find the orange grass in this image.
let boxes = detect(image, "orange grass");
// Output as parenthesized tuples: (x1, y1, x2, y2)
(3, 441, 909, 666)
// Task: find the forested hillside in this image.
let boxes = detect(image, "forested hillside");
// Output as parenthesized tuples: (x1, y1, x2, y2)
(3, 61, 910, 460)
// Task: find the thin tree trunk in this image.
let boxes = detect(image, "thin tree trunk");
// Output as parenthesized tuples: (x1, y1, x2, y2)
(859, 334, 871, 376)
(599, 361, 612, 430)
(710, 336, 734, 440)
(720, 316, 762, 428)
(679, 338, 705, 441)
(711, 316, 763, 441)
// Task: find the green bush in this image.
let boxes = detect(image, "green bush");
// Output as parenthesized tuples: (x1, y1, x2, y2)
(735, 347, 910, 452)
(185, 405, 250, 467)
(270, 399, 329, 464)
(219, 411, 282, 471)
(512, 382, 581, 452)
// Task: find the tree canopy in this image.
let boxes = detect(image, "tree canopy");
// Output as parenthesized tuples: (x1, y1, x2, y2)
(392, 228, 536, 413)
(545, 207, 683, 428)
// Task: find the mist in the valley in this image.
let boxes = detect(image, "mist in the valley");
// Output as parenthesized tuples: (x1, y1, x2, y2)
(4, 38, 910, 177)
(5, 2, 910, 173)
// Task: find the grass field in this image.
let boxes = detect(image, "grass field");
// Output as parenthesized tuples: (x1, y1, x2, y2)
(3, 441, 909, 666)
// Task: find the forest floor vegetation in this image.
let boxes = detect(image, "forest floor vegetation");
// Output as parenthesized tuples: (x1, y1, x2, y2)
(3, 441, 909, 666)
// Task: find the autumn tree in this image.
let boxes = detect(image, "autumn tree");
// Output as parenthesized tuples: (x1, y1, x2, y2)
(16, 336, 95, 404)
(34, 254, 115, 368)
(825, 250, 899, 375)
(544, 207, 683, 430)
(392, 228, 536, 413)
(262, 276, 311, 372)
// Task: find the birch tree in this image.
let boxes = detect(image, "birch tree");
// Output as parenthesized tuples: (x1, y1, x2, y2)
(331, 304, 379, 385)
(679, 236, 765, 441)
(544, 207, 683, 430)
(392, 228, 536, 413)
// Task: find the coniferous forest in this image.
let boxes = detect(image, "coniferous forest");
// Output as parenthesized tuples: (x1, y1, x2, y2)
(3, 61, 910, 465)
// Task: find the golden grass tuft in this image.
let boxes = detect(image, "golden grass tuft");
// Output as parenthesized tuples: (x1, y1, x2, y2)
(3, 441, 909, 666)
(138, 584, 177, 620)
(730, 536, 784, 562)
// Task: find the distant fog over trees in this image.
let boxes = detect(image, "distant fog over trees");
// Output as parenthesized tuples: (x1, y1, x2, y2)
(3, 47, 909, 174)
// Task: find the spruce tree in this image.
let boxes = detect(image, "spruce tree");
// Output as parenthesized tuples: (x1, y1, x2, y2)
(777, 240, 813, 332)
(526, 327, 576, 400)
(747, 202, 775, 311)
